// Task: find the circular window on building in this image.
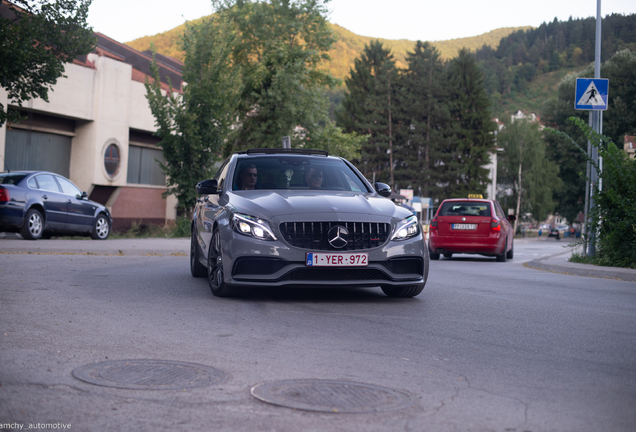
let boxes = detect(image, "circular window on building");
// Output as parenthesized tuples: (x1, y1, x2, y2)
(104, 144, 120, 177)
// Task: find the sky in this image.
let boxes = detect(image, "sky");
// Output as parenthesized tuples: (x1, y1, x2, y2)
(87, 0, 636, 44)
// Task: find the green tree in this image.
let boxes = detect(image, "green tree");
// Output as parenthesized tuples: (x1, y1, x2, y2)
(213, 0, 341, 153)
(497, 120, 560, 230)
(145, 16, 241, 214)
(337, 40, 398, 185)
(395, 41, 449, 200)
(445, 48, 496, 198)
(0, 0, 96, 126)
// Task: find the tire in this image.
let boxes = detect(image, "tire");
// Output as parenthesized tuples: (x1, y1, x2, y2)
(207, 229, 243, 297)
(90, 213, 111, 240)
(496, 237, 507, 262)
(381, 284, 425, 298)
(21, 208, 44, 240)
(443, 253, 453, 258)
(506, 239, 514, 259)
(429, 248, 440, 260)
(190, 227, 207, 278)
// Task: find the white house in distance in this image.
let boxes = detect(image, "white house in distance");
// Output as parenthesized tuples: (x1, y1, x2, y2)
(0, 32, 184, 230)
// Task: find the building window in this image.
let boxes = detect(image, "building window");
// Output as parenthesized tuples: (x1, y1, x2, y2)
(127, 145, 166, 186)
(104, 144, 120, 177)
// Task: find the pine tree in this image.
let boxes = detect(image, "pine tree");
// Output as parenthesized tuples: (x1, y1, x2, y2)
(337, 40, 398, 186)
(445, 49, 496, 198)
(395, 41, 449, 200)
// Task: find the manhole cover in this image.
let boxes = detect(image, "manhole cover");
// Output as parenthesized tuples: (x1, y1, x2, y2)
(72, 359, 226, 390)
(250, 379, 413, 413)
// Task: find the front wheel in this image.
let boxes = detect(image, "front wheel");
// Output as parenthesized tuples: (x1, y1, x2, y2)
(381, 284, 425, 298)
(21, 208, 44, 240)
(190, 227, 207, 277)
(207, 229, 242, 297)
(90, 213, 110, 240)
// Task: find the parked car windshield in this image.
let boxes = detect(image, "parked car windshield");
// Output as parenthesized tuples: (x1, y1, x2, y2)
(232, 156, 370, 192)
(0, 173, 27, 185)
(439, 201, 492, 217)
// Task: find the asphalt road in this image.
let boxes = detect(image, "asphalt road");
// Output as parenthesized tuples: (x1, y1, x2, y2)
(1, 238, 635, 432)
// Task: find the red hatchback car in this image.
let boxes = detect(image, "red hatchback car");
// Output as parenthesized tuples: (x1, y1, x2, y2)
(428, 196, 515, 262)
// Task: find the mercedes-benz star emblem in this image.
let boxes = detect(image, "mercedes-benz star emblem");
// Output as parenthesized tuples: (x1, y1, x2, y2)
(327, 225, 349, 249)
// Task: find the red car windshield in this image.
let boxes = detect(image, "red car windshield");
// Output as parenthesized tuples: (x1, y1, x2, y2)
(439, 201, 491, 217)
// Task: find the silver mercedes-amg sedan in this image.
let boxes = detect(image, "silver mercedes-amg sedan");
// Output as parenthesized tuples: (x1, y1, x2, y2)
(190, 148, 429, 298)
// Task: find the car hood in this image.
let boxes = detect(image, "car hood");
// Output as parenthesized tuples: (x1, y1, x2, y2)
(227, 190, 411, 222)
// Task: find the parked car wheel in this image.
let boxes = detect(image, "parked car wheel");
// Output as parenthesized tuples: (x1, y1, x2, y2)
(207, 229, 243, 297)
(90, 213, 111, 240)
(443, 253, 453, 258)
(190, 227, 207, 278)
(506, 240, 514, 259)
(381, 284, 425, 298)
(21, 208, 44, 240)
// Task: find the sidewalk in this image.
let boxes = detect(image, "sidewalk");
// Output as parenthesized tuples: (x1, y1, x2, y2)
(0, 233, 190, 256)
(524, 242, 636, 283)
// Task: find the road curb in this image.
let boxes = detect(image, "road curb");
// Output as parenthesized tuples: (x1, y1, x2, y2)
(525, 251, 636, 283)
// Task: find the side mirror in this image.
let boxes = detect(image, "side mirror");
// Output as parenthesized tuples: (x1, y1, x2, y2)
(508, 214, 517, 222)
(374, 182, 392, 198)
(78, 191, 88, 200)
(196, 179, 219, 195)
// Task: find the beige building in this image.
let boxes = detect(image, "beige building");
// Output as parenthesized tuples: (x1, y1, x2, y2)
(624, 135, 635, 159)
(0, 33, 183, 230)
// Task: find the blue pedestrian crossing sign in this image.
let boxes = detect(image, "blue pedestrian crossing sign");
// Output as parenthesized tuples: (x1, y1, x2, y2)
(575, 78, 609, 110)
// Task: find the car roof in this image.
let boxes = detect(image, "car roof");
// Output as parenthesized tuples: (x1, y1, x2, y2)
(440, 198, 494, 204)
(237, 148, 330, 157)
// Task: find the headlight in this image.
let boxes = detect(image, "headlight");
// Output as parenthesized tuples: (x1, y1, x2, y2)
(232, 213, 277, 241)
(391, 215, 420, 241)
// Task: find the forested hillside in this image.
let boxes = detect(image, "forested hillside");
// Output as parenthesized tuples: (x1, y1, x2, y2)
(475, 13, 636, 119)
(125, 20, 527, 80)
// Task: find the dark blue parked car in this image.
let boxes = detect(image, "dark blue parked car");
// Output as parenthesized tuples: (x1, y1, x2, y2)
(0, 171, 112, 240)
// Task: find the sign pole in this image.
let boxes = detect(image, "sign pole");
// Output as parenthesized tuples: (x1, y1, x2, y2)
(586, 0, 602, 257)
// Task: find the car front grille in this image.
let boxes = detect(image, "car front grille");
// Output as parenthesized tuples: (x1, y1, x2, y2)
(278, 268, 391, 282)
(279, 222, 391, 251)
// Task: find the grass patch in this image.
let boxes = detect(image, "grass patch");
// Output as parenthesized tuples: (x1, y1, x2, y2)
(111, 217, 191, 239)
(570, 251, 636, 269)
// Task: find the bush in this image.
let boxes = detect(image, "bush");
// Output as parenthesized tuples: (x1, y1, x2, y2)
(565, 118, 636, 268)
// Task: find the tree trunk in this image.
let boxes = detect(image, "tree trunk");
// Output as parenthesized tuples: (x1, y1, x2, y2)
(512, 152, 523, 236)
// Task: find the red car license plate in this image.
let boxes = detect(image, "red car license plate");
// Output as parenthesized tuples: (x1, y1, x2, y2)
(452, 223, 477, 230)
(306, 252, 368, 266)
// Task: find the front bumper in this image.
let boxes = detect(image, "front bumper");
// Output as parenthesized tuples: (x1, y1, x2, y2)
(221, 231, 427, 288)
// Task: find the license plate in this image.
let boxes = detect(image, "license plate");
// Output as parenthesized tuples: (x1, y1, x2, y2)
(452, 224, 477, 230)
(306, 252, 368, 266)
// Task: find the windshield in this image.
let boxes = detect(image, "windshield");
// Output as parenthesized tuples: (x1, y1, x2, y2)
(0, 173, 27, 185)
(439, 201, 492, 217)
(232, 156, 370, 192)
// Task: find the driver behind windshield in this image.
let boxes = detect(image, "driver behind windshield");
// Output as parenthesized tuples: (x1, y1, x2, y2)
(305, 167, 323, 189)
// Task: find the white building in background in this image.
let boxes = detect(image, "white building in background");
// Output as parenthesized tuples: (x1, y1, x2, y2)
(0, 33, 184, 230)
